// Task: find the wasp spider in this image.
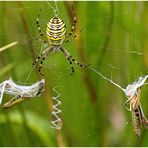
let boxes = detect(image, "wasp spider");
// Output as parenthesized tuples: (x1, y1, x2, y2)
(32, 6, 87, 76)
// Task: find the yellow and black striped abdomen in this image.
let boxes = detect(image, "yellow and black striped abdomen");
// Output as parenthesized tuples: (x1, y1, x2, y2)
(46, 17, 66, 45)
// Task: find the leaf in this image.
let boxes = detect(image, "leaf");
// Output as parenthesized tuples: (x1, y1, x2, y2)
(0, 41, 18, 53)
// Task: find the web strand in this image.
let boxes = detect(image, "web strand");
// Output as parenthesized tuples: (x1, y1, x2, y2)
(46, 0, 59, 17)
(88, 66, 125, 92)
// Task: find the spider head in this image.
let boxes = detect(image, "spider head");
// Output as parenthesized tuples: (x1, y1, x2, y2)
(46, 17, 66, 46)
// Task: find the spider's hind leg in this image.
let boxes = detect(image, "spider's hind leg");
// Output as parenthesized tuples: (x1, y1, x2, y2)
(60, 47, 86, 75)
(67, 58, 75, 75)
(32, 53, 44, 68)
(60, 48, 75, 75)
(70, 55, 87, 68)
(64, 5, 78, 43)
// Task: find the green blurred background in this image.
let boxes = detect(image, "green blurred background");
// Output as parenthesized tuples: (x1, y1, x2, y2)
(0, 1, 147, 147)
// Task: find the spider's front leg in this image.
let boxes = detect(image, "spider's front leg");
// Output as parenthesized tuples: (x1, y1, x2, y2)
(64, 5, 78, 43)
(59, 47, 74, 75)
(68, 5, 77, 37)
(36, 7, 48, 43)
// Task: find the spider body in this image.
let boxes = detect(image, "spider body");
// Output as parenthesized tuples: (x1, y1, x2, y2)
(46, 17, 66, 46)
(33, 6, 86, 76)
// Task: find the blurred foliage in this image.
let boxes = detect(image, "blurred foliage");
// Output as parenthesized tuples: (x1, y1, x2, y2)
(0, 1, 147, 147)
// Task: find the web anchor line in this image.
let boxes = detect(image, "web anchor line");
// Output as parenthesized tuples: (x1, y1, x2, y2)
(46, 0, 59, 17)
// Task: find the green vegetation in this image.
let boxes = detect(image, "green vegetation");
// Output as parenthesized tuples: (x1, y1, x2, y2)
(0, 1, 147, 146)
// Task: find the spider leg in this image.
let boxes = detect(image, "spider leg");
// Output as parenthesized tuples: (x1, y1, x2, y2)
(38, 47, 53, 76)
(64, 33, 78, 43)
(60, 47, 75, 75)
(32, 53, 44, 68)
(64, 29, 83, 43)
(32, 46, 52, 68)
(63, 48, 87, 68)
(36, 7, 47, 43)
(64, 5, 77, 44)
(35, 36, 47, 44)
(68, 5, 77, 37)
(70, 55, 87, 68)
(68, 58, 75, 75)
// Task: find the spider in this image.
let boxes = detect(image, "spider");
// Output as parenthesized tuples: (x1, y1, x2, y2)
(32, 6, 87, 76)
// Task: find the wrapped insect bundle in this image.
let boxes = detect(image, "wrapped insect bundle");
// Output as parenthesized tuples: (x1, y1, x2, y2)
(0, 78, 45, 108)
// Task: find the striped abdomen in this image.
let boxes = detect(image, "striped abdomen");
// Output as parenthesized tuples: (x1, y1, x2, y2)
(46, 17, 66, 45)
(132, 108, 141, 137)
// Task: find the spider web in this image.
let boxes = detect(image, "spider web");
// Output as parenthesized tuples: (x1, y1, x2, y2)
(0, 1, 148, 147)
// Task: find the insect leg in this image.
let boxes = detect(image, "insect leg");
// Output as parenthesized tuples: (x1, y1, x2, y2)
(2, 95, 23, 109)
(0, 81, 8, 104)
